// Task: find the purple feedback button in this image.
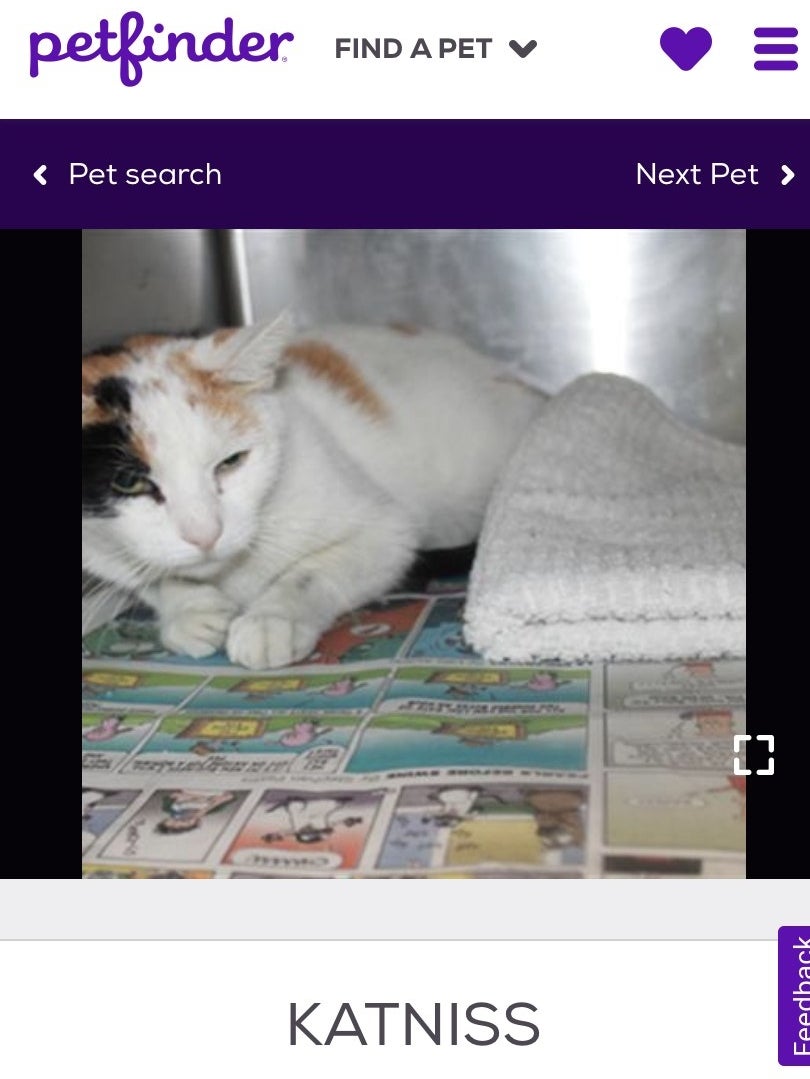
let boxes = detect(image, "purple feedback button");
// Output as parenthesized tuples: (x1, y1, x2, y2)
(779, 926, 810, 1066)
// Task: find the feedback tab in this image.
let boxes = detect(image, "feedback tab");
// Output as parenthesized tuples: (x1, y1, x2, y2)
(778, 926, 810, 1066)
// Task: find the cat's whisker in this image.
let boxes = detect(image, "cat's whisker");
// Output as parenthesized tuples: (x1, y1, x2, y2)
(82, 556, 159, 630)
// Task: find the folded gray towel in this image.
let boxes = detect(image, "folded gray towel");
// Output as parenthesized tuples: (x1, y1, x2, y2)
(464, 374, 745, 661)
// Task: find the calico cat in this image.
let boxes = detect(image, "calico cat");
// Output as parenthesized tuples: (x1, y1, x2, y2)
(82, 318, 541, 668)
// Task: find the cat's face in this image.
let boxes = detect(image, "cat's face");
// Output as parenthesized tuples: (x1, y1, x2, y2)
(82, 320, 290, 581)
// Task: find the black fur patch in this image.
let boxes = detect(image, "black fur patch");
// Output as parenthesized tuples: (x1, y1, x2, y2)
(82, 421, 141, 517)
(94, 376, 131, 414)
(398, 544, 477, 591)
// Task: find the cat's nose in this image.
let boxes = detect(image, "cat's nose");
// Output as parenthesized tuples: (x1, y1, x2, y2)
(179, 520, 223, 552)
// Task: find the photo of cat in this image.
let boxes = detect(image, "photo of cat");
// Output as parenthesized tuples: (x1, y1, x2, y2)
(81, 229, 746, 880)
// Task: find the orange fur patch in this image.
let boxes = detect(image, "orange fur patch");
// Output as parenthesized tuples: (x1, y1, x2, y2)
(388, 321, 421, 336)
(81, 351, 128, 395)
(123, 333, 173, 351)
(81, 352, 130, 427)
(283, 340, 387, 419)
(212, 328, 238, 346)
(128, 430, 152, 465)
(170, 353, 256, 431)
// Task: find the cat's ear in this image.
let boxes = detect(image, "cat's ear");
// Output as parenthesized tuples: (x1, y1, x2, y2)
(199, 312, 294, 387)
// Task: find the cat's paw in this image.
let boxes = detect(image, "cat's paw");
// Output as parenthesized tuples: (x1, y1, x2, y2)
(160, 587, 238, 659)
(226, 613, 322, 669)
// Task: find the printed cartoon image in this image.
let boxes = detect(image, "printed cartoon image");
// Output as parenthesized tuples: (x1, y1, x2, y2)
(99, 787, 247, 863)
(668, 709, 735, 738)
(382, 665, 589, 707)
(705, 774, 746, 820)
(668, 661, 738, 683)
(128, 712, 359, 777)
(607, 710, 745, 770)
(136, 712, 356, 757)
(420, 786, 481, 825)
(226, 788, 383, 871)
(155, 790, 238, 834)
(83, 605, 180, 662)
(82, 712, 154, 752)
(186, 669, 385, 712)
(306, 598, 428, 664)
(406, 597, 476, 659)
(523, 789, 586, 850)
(606, 771, 745, 852)
(278, 719, 333, 747)
(347, 710, 586, 773)
(606, 660, 746, 711)
(378, 783, 587, 871)
(82, 787, 139, 854)
(82, 668, 207, 708)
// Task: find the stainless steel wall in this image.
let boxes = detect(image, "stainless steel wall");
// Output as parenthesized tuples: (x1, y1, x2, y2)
(83, 228, 745, 442)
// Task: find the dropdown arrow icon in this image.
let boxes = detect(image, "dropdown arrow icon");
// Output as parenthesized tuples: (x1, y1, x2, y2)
(509, 40, 538, 58)
(781, 165, 795, 186)
(33, 165, 47, 186)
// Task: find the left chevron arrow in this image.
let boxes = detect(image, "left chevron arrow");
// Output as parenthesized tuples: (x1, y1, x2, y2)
(33, 164, 47, 185)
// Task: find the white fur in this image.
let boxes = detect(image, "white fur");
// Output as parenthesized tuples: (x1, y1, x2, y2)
(82, 321, 542, 668)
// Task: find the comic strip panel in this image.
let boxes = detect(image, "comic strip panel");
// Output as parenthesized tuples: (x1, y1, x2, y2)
(82, 668, 207, 708)
(305, 597, 429, 664)
(605, 771, 746, 852)
(82, 787, 140, 855)
(184, 669, 386, 712)
(347, 710, 587, 773)
(124, 712, 361, 779)
(99, 788, 248, 863)
(606, 709, 746, 770)
(605, 660, 746, 711)
(405, 597, 478, 660)
(82, 712, 158, 771)
(225, 788, 384, 873)
(381, 665, 591, 707)
(377, 782, 588, 872)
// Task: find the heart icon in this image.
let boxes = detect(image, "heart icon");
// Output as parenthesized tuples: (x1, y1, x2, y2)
(660, 27, 712, 71)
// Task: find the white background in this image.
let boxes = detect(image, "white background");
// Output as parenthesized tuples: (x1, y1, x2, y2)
(9, 7, 802, 1073)
(28, 5, 804, 1046)
(0, 939, 786, 1077)
(2, 1, 807, 118)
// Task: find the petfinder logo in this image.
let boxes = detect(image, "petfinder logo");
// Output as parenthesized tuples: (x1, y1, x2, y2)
(29, 10, 295, 87)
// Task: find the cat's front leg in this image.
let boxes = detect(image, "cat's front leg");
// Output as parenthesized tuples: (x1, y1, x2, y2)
(226, 518, 418, 669)
(226, 611, 324, 671)
(154, 578, 239, 659)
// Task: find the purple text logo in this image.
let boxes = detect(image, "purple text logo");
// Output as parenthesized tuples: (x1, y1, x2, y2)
(30, 11, 294, 87)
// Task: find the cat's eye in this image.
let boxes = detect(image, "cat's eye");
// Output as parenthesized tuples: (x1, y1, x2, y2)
(111, 468, 157, 497)
(216, 451, 249, 473)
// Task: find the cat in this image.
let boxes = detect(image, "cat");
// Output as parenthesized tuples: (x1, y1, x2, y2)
(82, 316, 542, 669)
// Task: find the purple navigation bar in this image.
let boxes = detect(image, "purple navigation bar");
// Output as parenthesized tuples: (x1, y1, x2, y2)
(1, 119, 807, 228)
(778, 926, 810, 1067)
